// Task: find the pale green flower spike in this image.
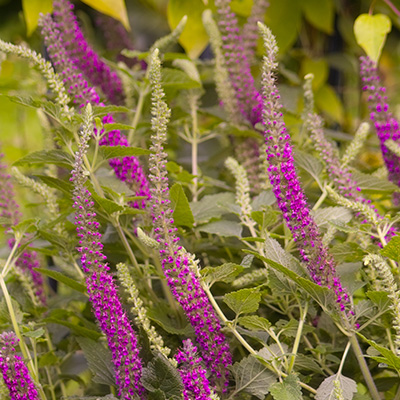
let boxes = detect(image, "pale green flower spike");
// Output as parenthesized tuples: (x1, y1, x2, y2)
(232, 269, 268, 288)
(303, 73, 315, 117)
(202, 9, 241, 124)
(0, 40, 72, 119)
(13, 267, 41, 307)
(326, 186, 382, 227)
(225, 157, 254, 229)
(116, 262, 175, 364)
(333, 378, 345, 400)
(364, 254, 400, 355)
(341, 123, 370, 167)
(322, 224, 337, 246)
(136, 227, 160, 249)
(384, 139, 400, 158)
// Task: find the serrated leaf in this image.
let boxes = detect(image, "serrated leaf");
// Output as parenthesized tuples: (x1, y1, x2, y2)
(354, 14, 391, 63)
(223, 288, 261, 316)
(22, 327, 45, 339)
(316, 373, 357, 400)
(43, 318, 101, 340)
(14, 150, 74, 169)
(91, 193, 124, 215)
(312, 207, 352, 227)
(275, 319, 315, 338)
(232, 354, 277, 399)
(201, 263, 244, 286)
(99, 145, 151, 160)
(76, 337, 115, 387)
(39, 351, 59, 368)
(142, 353, 183, 398)
(331, 242, 365, 263)
(169, 183, 194, 228)
(357, 333, 400, 372)
(238, 315, 271, 331)
(0, 298, 25, 325)
(198, 220, 242, 237)
(34, 268, 86, 294)
(264, 237, 303, 274)
(167, 0, 208, 59)
(381, 235, 400, 262)
(270, 373, 303, 400)
(162, 68, 201, 90)
(294, 150, 323, 186)
(190, 192, 236, 223)
(302, 0, 334, 34)
(80, 0, 130, 30)
(34, 175, 74, 196)
(366, 291, 390, 312)
(352, 170, 399, 193)
(22, 0, 53, 36)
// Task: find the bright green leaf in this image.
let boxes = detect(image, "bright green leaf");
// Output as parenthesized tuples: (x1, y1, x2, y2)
(315, 84, 344, 124)
(34, 268, 86, 294)
(91, 193, 124, 215)
(14, 150, 74, 169)
(354, 13, 391, 63)
(167, 0, 208, 59)
(201, 263, 244, 285)
(22, 0, 53, 36)
(224, 288, 261, 316)
(238, 315, 271, 331)
(381, 235, 400, 262)
(169, 183, 194, 228)
(300, 58, 329, 90)
(80, 0, 130, 30)
(270, 374, 303, 400)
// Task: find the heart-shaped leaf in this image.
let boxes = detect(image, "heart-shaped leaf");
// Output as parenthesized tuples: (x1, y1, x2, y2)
(354, 13, 391, 63)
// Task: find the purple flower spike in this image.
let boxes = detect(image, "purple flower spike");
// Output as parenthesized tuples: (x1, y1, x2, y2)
(71, 128, 144, 399)
(215, 0, 263, 126)
(149, 50, 232, 390)
(0, 332, 39, 400)
(260, 24, 350, 312)
(52, 0, 125, 105)
(176, 339, 214, 400)
(360, 56, 400, 205)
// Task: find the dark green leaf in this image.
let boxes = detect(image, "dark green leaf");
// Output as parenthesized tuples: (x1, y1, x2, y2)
(201, 263, 244, 285)
(22, 327, 45, 339)
(302, 0, 334, 34)
(224, 288, 261, 316)
(14, 150, 74, 169)
(43, 318, 101, 340)
(99, 145, 151, 160)
(34, 268, 86, 294)
(39, 351, 59, 368)
(34, 175, 74, 196)
(270, 373, 303, 400)
(190, 192, 236, 223)
(169, 183, 194, 228)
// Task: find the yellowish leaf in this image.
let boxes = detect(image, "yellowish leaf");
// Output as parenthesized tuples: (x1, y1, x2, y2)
(22, 0, 53, 36)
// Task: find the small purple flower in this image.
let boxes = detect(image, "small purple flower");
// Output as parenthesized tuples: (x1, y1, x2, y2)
(176, 339, 213, 400)
(360, 56, 400, 205)
(0, 332, 39, 400)
(52, 0, 125, 105)
(215, 0, 263, 126)
(71, 132, 144, 399)
(260, 25, 349, 312)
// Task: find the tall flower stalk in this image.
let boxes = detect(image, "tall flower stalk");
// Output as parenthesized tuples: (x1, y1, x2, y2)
(0, 332, 40, 400)
(71, 104, 144, 399)
(259, 23, 349, 312)
(148, 49, 231, 390)
(359, 56, 400, 205)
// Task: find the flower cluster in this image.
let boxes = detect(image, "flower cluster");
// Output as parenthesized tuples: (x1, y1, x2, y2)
(214, 0, 263, 125)
(259, 24, 349, 312)
(0, 332, 39, 400)
(175, 339, 213, 400)
(71, 105, 144, 399)
(360, 56, 400, 205)
(148, 49, 231, 390)
(52, 0, 125, 105)
(40, 11, 150, 208)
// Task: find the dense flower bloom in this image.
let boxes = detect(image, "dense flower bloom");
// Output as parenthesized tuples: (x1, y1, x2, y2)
(148, 50, 231, 390)
(215, 0, 263, 125)
(52, 0, 125, 105)
(360, 56, 400, 205)
(0, 332, 39, 400)
(40, 13, 150, 208)
(259, 24, 349, 311)
(71, 108, 144, 399)
(176, 339, 213, 400)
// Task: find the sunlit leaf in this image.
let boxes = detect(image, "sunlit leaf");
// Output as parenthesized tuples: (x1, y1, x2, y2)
(22, 0, 53, 36)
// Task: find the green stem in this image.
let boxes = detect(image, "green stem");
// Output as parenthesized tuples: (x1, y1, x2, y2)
(337, 340, 351, 375)
(1, 236, 22, 278)
(128, 85, 148, 143)
(287, 301, 308, 373)
(189, 95, 199, 202)
(44, 367, 56, 400)
(349, 334, 381, 400)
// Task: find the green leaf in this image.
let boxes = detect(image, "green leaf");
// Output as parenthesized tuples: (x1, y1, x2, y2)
(92, 105, 131, 118)
(22, 0, 53, 36)
(302, 0, 334, 34)
(34, 268, 86, 294)
(14, 150, 74, 169)
(270, 374, 303, 400)
(354, 14, 391, 63)
(223, 288, 261, 316)
(315, 373, 357, 400)
(201, 263, 244, 285)
(331, 242, 365, 263)
(275, 319, 315, 338)
(265, 0, 302, 54)
(0, 298, 25, 325)
(43, 318, 101, 340)
(169, 183, 194, 228)
(366, 291, 390, 312)
(76, 337, 115, 387)
(142, 353, 183, 399)
(99, 146, 151, 160)
(300, 58, 329, 90)
(351, 171, 399, 194)
(22, 327, 45, 339)
(238, 315, 271, 331)
(39, 351, 59, 368)
(232, 354, 277, 399)
(34, 175, 74, 196)
(190, 192, 236, 223)
(381, 235, 400, 262)
(162, 68, 201, 90)
(294, 150, 323, 186)
(91, 193, 124, 215)
(167, 0, 208, 59)
(79, 0, 130, 30)
(198, 220, 242, 237)
(312, 207, 352, 227)
(103, 123, 136, 132)
(315, 84, 344, 124)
